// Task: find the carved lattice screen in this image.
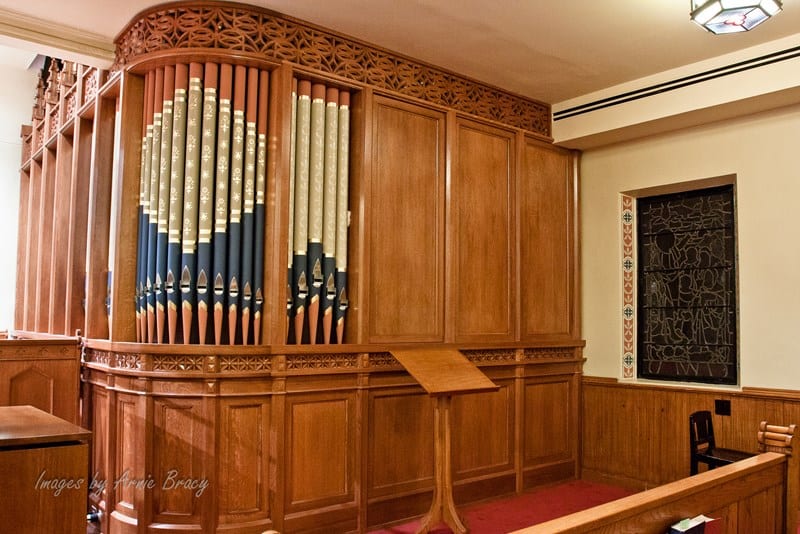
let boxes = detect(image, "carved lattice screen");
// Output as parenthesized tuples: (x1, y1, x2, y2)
(637, 184, 737, 385)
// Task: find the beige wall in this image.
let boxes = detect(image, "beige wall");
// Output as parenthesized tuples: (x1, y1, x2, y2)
(0, 49, 37, 330)
(581, 103, 800, 390)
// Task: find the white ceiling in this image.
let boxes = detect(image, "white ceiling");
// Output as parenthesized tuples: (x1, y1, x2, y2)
(0, 0, 799, 105)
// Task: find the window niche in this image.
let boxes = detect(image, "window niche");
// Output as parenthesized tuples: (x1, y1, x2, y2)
(636, 183, 738, 385)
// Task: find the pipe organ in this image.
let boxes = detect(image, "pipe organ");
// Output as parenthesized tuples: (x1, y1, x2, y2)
(12, 2, 582, 532)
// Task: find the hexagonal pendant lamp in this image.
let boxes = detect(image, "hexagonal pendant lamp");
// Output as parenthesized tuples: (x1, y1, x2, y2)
(690, 0, 783, 34)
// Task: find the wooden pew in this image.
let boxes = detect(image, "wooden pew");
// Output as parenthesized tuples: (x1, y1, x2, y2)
(512, 421, 797, 534)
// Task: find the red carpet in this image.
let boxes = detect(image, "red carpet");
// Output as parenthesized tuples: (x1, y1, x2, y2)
(368, 480, 636, 534)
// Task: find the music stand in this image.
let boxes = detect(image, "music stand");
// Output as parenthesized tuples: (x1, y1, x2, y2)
(391, 348, 499, 534)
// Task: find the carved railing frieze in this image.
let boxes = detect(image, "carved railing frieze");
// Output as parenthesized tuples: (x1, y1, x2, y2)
(219, 354, 272, 372)
(114, 352, 142, 370)
(86, 349, 111, 365)
(524, 347, 576, 360)
(462, 349, 517, 365)
(115, 2, 550, 136)
(152, 353, 204, 371)
(368, 351, 398, 368)
(285, 352, 359, 371)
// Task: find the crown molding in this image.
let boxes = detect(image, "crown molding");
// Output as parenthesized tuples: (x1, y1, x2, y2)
(0, 6, 114, 67)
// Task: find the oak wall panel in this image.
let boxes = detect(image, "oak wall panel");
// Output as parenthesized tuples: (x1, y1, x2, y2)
(519, 139, 577, 340)
(285, 393, 356, 510)
(368, 388, 434, 497)
(368, 97, 446, 343)
(65, 117, 94, 336)
(114, 393, 141, 515)
(523, 378, 573, 466)
(36, 147, 56, 332)
(0, 339, 80, 424)
(14, 167, 30, 331)
(218, 398, 270, 522)
(582, 377, 800, 490)
(452, 381, 514, 478)
(50, 133, 74, 334)
(152, 398, 204, 521)
(24, 160, 42, 331)
(90, 387, 109, 507)
(451, 119, 515, 343)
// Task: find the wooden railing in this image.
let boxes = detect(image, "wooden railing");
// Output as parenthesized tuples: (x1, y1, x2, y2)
(512, 421, 797, 534)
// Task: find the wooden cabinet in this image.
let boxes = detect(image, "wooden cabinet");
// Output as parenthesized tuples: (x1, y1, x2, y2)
(0, 405, 90, 534)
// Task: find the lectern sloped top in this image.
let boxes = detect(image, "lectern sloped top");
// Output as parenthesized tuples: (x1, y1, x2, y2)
(390, 348, 499, 396)
(0, 405, 91, 448)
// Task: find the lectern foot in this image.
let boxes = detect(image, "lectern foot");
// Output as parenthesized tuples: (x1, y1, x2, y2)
(414, 508, 468, 534)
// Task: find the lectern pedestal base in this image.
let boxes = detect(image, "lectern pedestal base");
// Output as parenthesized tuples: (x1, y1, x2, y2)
(416, 395, 468, 534)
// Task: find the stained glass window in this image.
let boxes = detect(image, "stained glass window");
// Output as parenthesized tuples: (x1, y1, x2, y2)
(636, 185, 737, 385)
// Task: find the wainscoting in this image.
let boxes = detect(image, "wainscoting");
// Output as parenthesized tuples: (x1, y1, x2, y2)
(582, 376, 800, 490)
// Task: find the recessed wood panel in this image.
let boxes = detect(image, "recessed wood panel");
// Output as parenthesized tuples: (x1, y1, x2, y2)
(286, 394, 354, 509)
(369, 97, 445, 342)
(519, 139, 575, 339)
(25, 160, 42, 331)
(452, 120, 514, 342)
(368, 390, 434, 496)
(452, 383, 513, 477)
(582, 378, 800, 490)
(36, 147, 57, 332)
(66, 118, 93, 336)
(50, 133, 75, 335)
(14, 171, 30, 331)
(9, 367, 53, 413)
(523, 379, 572, 464)
(0, 342, 80, 424)
(115, 394, 139, 513)
(219, 398, 270, 521)
(91, 388, 109, 504)
(153, 398, 204, 519)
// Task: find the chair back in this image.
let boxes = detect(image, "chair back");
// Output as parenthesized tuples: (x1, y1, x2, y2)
(690, 410, 717, 454)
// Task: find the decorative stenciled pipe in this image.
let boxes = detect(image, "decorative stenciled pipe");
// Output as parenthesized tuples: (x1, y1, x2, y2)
(287, 78, 297, 342)
(252, 69, 268, 345)
(321, 86, 339, 344)
(213, 63, 233, 345)
(334, 90, 350, 344)
(227, 65, 247, 345)
(196, 62, 218, 344)
(306, 83, 326, 344)
(146, 68, 164, 343)
(136, 72, 154, 343)
(166, 63, 188, 344)
(155, 65, 175, 344)
(292, 79, 311, 344)
(239, 67, 259, 345)
(180, 62, 204, 344)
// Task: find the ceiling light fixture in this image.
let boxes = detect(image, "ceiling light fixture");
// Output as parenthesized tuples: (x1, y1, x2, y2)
(690, 0, 783, 34)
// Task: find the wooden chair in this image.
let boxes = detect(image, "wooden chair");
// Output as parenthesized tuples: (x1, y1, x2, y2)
(689, 410, 753, 475)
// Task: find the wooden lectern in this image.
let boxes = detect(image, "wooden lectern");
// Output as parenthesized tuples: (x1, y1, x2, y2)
(392, 348, 499, 534)
(0, 405, 91, 533)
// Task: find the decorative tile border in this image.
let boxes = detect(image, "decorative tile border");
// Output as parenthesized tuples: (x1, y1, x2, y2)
(621, 194, 635, 379)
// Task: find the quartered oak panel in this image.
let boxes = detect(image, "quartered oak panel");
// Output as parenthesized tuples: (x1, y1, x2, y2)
(451, 119, 516, 343)
(368, 97, 446, 343)
(519, 139, 576, 340)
